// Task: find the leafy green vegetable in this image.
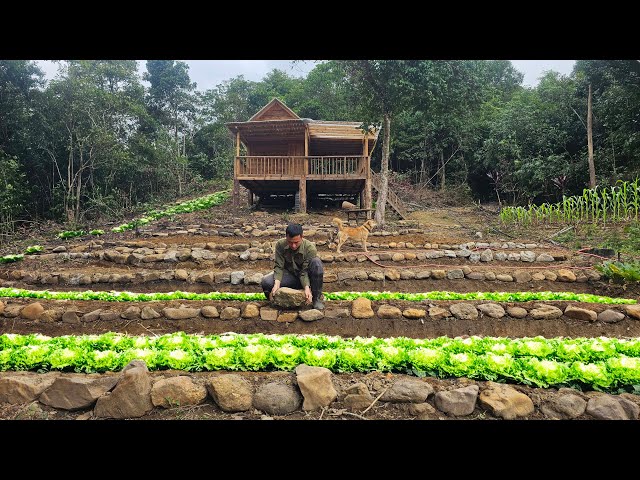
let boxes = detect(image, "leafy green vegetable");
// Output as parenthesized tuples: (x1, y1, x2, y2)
(24, 245, 43, 254)
(111, 190, 230, 233)
(518, 357, 570, 387)
(0, 254, 24, 264)
(57, 230, 85, 239)
(0, 332, 639, 391)
(327, 290, 636, 304)
(595, 260, 640, 283)
(0, 287, 635, 305)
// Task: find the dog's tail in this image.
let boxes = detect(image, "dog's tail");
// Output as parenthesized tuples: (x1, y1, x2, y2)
(332, 217, 344, 231)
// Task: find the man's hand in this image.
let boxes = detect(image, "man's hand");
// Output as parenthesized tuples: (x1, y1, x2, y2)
(269, 280, 281, 301)
(304, 286, 312, 304)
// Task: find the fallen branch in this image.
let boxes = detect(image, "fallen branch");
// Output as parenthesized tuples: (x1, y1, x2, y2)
(337, 411, 368, 420)
(139, 322, 160, 337)
(549, 225, 574, 239)
(490, 226, 515, 238)
(361, 386, 389, 415)
(406, 201, 428, 209)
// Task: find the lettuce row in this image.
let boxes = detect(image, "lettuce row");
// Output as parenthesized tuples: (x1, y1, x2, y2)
(0, 254, 24, 264)
(327, 290, 636, 304)
(48, 190, 230, 238)
(111, 190, 230, 233)
(57, 230, 85, 239)
(0, 288, 266, 302)
(0, 287, 635, 305)
(1, 332, 639, 391)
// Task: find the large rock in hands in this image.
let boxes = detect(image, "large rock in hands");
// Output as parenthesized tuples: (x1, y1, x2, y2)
(273, 287, 307, 308)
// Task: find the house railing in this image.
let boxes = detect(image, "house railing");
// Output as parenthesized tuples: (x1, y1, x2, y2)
(308, 156, 366, 176)
(235, 156, 305, 176)
(234, 156, 367, 178)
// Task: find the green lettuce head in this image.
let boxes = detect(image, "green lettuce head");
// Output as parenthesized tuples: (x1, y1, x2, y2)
(203, 348, 237, 370)
(569, 361, 613, 390)
(302, 348, 338, 369)
(407, 347, 445, 375)
(237, 344, 271, 371)
(270, 344, 303, 370)
(606, 356, 640, 387)
(518, 357, 570, 388)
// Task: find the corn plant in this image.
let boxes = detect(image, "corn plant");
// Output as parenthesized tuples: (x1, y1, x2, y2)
(500, 179, 640, 227)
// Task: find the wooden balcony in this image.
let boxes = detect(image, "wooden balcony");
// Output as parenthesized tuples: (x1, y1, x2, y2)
(233, 155, 372, 213)
(234, 156, 369, 180)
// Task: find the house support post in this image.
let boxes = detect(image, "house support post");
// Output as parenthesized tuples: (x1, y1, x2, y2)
(363, 159, 372, 214)
(233, 158, 240, 207)
(362, 134, 372, 214)
(301, 124, 309, 213)
(298, 179, 307, 213)
(299, 156, 307, 213)
(233, 131, 241, 207)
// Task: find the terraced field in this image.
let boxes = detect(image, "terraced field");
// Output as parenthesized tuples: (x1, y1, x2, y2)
(1, 195, 639, 421)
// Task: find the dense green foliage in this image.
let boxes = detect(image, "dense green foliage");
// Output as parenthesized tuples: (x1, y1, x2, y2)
(1, 59, 639, 234)
(1, 331, 639, 392)
(595, 260, 640, 283)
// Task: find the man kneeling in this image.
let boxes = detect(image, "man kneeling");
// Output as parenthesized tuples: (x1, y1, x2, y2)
(261, 223, 325, 310)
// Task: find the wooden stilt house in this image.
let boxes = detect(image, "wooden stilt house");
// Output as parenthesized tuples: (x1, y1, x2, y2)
(227, 98, 379, 214)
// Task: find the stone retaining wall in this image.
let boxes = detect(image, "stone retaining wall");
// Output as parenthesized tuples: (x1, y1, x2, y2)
(1, 265, 600, 286)
(14, 245, 567, 265)
(1, 361, 638, 420)
(2, 298, 639, 323)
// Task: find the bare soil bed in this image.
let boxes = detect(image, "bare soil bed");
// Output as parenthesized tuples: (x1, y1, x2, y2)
(1, 199, 639, 421)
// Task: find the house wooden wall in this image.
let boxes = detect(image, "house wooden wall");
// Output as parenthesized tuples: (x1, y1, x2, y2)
(247, 140, 305, 157)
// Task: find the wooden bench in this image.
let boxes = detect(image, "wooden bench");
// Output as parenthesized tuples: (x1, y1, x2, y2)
(346, 208, 374, 222)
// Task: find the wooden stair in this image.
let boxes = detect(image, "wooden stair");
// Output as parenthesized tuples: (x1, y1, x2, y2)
(370, 170, 409, 220)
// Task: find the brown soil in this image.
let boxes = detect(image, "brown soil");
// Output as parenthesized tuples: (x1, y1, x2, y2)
(3, 298, 640, 339)
(2, 199, 639, 421)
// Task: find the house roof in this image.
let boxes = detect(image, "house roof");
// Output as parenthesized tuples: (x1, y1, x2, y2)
(248, 98, 300, 121)
(226, 98, 379, 145)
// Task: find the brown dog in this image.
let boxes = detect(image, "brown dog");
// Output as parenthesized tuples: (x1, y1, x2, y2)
(332, 217, 377, 253)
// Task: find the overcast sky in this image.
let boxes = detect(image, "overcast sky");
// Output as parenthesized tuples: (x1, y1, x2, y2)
(35, 60, 576, 92)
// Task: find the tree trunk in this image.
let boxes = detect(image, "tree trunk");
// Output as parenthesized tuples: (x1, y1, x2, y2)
(611, 138, 616, 177)
(177, 167, 183, 196)
(66, 134, 75, 223)
(374, 113, 391, 227)
(587, 83, 596, 188)
(75, 166, 82, 223)
(439, 149, 445, 190)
